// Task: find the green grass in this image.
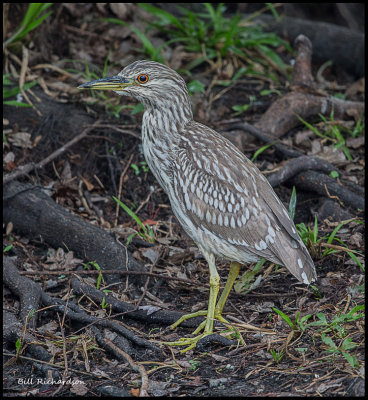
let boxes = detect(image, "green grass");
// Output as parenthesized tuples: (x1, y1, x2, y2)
(297, 109, 364, 161)
(273, 304, 364, 368)
(84, 261, 103, 289)
(270, 348, 284, 363)
(139, 3, 290, 74)
(104, 3, 291, 80)
(4, 3, 53, 48)
(288, 187, 363, 270)
(3, 74, 38, 107)
(113, 196, 155, 244)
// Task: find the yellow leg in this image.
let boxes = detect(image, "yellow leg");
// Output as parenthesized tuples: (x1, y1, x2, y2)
(189, 261, 242, 335)
(161, 258, 243, 352)
(215, 261, 241, 316)
(162, 250, 220, 352)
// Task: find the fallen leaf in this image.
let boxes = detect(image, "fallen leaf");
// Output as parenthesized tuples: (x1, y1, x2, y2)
(348, 232, 363, 247)
(8, 132, 32, 148)
(129, 388, 140, 397)
(346, 136, 365, 149)
(70, 382, 88, 395)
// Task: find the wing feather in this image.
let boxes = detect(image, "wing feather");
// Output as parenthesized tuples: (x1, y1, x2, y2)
(170, 121, 316, 283)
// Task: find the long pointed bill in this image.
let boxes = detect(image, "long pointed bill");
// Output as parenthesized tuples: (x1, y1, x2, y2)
(78, 75, 134, 91)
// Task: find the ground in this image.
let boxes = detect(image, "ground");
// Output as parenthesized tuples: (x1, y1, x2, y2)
(3, 4, 365, 397)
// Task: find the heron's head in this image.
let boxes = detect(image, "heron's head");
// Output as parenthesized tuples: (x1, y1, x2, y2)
(78, 60, 191, 111)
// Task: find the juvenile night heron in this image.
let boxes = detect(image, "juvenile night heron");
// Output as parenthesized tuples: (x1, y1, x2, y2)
(79, 60, 317, 351)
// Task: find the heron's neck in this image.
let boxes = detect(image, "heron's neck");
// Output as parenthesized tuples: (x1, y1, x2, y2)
(142, 96, 193, 145)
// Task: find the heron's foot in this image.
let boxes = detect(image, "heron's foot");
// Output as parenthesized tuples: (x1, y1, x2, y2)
(170, 310, 232, 333)
(161, 332, 212, 353)
(162, 310, 242, 352)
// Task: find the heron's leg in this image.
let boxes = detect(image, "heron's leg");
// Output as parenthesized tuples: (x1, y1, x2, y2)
(192, 261, 241, 333)
(169, 251, 219, 332)
(162, 252, 221, 352)
(214, 261, 241, 316)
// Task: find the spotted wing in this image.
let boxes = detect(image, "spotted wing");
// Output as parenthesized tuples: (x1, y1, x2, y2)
(171, 121, 316, 284)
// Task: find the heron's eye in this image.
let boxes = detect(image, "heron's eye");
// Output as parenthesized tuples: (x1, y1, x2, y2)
(137, 74, 149, 84)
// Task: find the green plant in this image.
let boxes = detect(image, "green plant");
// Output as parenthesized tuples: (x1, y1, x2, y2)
(113, 196, 155, 244)
(250, 141, 276, 162)
(297, 110, 357, 161)
(295, 214, 363, 270)
(234, 258, 265, 294)
(321, 334, 360, 369)
(101, 297, 109, 309)
(3, 74, 38, 107)
(101, 18, 167, 63)
(187, 79, 205, 95)
(15, 337, 22, 357)
(272, 307, 304, 331)
(130, 161, 149, 175)
(4, 3, 53, 48)
(232, 95, 256, 116)
(188, 360, 200, 371)
(270, 348, 284, 363)
(84, 261, 103, 289)
(3, 244, 13, 253)
(137, 3, 290, 76)
(273, 305, 364, 368)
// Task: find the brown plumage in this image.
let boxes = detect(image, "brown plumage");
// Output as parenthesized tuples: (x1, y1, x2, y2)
(79, 60, 317, 351)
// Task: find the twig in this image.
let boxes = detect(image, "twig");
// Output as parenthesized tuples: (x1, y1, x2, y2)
(222, 121, 302, 158)
(2, 352, 100, 377)
(136, 247, 163, 309)
(114, 152, 135, 227)
(3, 122, 99, 184)
(104, 338, 149, 397)
(94, 123, 141, 139)
(20, 45, 41, 116)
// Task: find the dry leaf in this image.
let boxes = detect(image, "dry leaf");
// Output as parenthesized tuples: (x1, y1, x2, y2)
(8, 132, 32, 148)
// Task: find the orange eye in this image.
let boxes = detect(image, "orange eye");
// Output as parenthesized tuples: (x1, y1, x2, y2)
(137, 74, 149, 84)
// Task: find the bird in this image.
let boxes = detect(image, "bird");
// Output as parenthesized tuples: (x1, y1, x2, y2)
(78, 60, 317, 352)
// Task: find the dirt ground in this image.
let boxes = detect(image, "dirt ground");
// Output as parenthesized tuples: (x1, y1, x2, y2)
(3, 4, 365, 397)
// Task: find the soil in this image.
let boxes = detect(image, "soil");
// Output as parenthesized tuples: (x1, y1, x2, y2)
(3, 4, 365, 397)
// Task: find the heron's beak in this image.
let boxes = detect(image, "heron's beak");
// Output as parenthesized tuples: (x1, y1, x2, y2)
(78, 75, 134, 91)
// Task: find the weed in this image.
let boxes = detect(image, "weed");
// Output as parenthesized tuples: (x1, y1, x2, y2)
(84, 261, 103, 290)
(270, 348, 284, 363)
(234, 258, 265, 294)
(273, 305, 364, 368)
(3, 74, 38, 107)
(290, 189, 363, 269)
(251, 141, 277, 162)
(130, 161, 149, 175)
(188, 360, 200, 371)
(321, 334, 360, 368)
(135, 3, 290, 76)
(4, 3, 53, 48)
(297, 109, 364, 161)
(232, 95, 256, 116)
(3, 244, 13, 253)
(187, 80, 205, 95)
(101, 297, 110, 310)
(113, 196, 155, 244)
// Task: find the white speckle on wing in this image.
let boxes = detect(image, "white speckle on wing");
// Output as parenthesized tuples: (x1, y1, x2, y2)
(218, 213, 223, 226)
(301, 271, 310, 285)
(185, 192, 191, 210)
(224, 215, 229, 227)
